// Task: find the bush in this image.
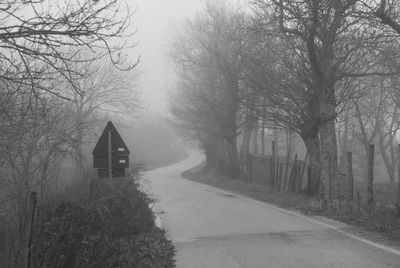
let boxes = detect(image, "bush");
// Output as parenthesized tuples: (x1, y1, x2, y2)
(30, 174, 175, 268)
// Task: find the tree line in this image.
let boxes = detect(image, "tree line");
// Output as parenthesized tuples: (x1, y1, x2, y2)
(169, 0, 400, 209)
(0, 1, 141, 266)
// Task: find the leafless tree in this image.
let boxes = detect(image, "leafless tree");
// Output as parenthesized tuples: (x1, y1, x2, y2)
(0, 81, 74, 265)
(0, 0, 138, 98)
(362, 0, 400, 34)
(63, 55, 142, 190)
(253, 0, 394, 207)
(169, 1, 250, 178)
(169, 69, 225, 170)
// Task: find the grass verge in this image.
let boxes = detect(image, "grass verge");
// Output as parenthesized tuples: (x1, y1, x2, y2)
(2, 171, 176, 268)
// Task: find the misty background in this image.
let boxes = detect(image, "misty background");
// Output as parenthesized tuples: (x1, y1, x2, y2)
(85, 0, 205, 170)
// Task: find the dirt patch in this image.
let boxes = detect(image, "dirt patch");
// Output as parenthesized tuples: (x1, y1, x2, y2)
(182, 163, 400, 249)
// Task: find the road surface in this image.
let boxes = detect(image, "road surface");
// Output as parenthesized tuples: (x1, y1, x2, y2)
(143, 152, 400, 268)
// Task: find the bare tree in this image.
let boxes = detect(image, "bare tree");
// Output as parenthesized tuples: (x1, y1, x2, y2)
(253, 0, 391, 207)
(169, 65, 221, 168)
(64, 56, 142, 189)
(170, 1, 250, 178)
(0, 2, 141, 264)
(0, 0, 138, 98)
(0, 81, 74, 265)
(242, 30, 324, 194)
(362, 0, 400, 34)
(376, 45, 400, 185)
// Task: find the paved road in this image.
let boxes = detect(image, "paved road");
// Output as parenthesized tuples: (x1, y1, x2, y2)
(143, 152, 400, 268)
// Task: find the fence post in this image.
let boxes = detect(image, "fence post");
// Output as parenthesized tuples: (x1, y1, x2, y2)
(239, 150, 243, 176)
(294, 160, 299, 192)
(27, 191, 38, 268)
(275, 157, 280, 189)
(294, 155, 299, 192)
(271, 141, 276, 188)
(346, 151, 354, 212)
(398, 144, 400, 211)
(289, 154, 298, 192)
(248, 154, 253, 183)
(366, 144, 375, 212)
(275, 156, 280, 188)
(266, 157, 268, 184)
(256, 156, 260, 181)
(284, 154, 290, 191)
(298, 153, 308, 192)
(307, 166, 312, 196)
(278, 163, 284, 191)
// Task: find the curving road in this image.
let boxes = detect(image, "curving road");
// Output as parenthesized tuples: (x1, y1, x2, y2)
(143, 151, 400, 268)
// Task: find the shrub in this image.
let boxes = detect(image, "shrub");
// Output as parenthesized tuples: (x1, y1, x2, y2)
(29, 173, 175, 268)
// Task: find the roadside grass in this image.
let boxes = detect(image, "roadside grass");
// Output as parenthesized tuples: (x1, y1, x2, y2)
(33, 177, 175, 268)
(0, 168, 176, 268)
(182, 162, 400, 249)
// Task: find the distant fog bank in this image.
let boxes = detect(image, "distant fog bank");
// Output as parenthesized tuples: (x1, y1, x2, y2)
(120, 111, 188, 170)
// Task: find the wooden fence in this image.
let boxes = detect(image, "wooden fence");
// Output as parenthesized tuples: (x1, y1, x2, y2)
(239, 144, 398, 212)
(240, 152, 308, 193)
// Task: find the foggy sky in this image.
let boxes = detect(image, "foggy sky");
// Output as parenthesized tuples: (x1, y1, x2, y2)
(132, 0, 203, 111)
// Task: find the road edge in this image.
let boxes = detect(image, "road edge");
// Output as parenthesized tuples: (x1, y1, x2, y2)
(181, 170, 400, 257)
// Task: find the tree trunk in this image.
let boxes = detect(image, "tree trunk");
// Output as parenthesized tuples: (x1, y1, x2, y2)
(303, 135, 321, 196)
(202, 134, 223, 171)
(73, 120, 84, 188)
(379, 136, 396, 185)
(346, 151, 354, 212)
(366, 144, 375, 211)
(240, 112, 254, 156)
(223, 136, 239, 178)
(261, 117, 265, 156)
(252, 121, 259, 155)
(261, 96, 267, 156)
(339, 107, 350, 170)
(204, 142, 215, 168)
(273, 128, 279, 155)
(73, 103, 85, 190)
(397, 144, 400, 213)
(318, 118, 338, 209)
(40, 158, 50, 199)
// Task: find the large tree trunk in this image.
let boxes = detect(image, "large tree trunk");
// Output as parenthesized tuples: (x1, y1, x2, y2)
(240, 112, 254, 156)
(303, 136, 321, 196)
(220, 77, 240, 178)
(286, 130, 295, 160)
(379, 121, 397, 185)
(199, 133, 222, 171)
(339, 107, 350, 170)
(240, 112, 254, 176)
(379, 139, 396, 185)
(223, 136, 239, 178)
(301, 107, 321, 196)
(319, 118, 338, 209)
